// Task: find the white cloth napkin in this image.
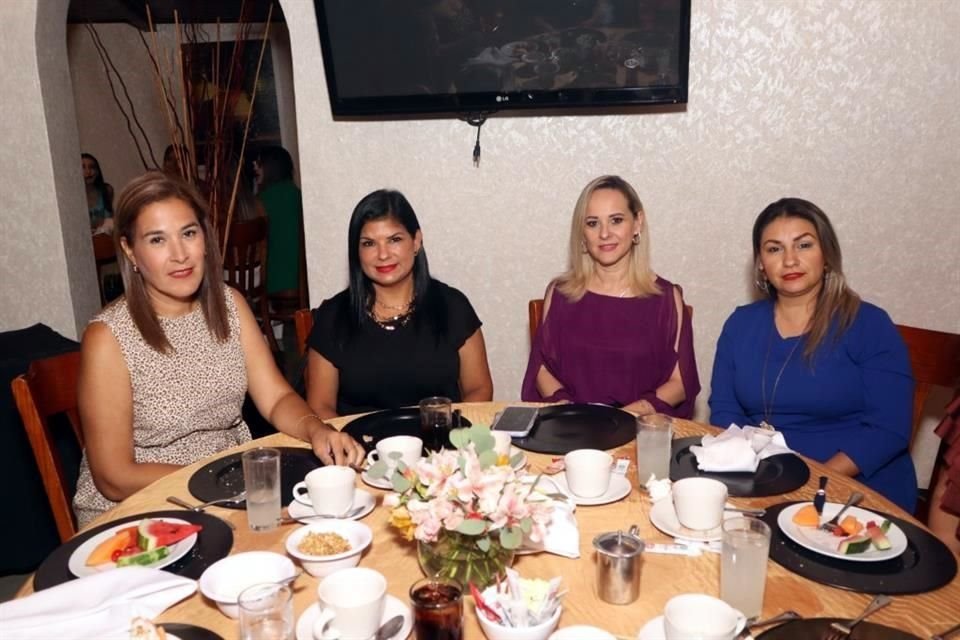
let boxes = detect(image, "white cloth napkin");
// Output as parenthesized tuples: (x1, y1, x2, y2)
(0, 567, 197, 640)
(520, 476, 581, 558)
(689, 424, 793, 472)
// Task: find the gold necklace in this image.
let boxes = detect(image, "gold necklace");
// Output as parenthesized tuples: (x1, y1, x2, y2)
(367, 303, 416, 331)
(375, 298, 412, 312)
(760, 317, 803, 430)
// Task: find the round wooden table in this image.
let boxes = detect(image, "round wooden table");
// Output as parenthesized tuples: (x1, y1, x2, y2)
(18, 402, 960, 637)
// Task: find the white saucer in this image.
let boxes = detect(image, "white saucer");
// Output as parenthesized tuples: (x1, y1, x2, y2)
(552, 472, 632, 506)
(648, 499, 736, 543)
(636, 616, 665, 640)
(287, 489, 376, 522)
(295, 594, 412, 640)
(361, 470, 394, 490)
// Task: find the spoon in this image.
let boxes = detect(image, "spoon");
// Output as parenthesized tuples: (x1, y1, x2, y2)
(725, 506, 766, 517)
(374, 615, 405, 640)
(167, 491, 247, 511)
(165, 496, 237, 531)
(281, 503, 366, 524)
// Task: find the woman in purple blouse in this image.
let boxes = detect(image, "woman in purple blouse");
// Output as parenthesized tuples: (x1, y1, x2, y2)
(521, 175, 700, 417)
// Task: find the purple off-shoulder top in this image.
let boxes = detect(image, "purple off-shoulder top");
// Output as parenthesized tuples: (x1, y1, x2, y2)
(521, 277, 700, 418)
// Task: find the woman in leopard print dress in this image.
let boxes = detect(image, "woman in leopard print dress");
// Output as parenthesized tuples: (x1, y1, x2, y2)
(73, 172, 364, 527)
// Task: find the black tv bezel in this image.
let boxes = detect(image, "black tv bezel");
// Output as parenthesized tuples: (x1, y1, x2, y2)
(312, 1, 691, 118)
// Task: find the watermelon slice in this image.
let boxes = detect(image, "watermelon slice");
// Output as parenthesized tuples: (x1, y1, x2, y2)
(865, 520, 892, 551)
(838, 533, 872, 555)
(137, 519, 202, 551)
(116, 546, 170, 567)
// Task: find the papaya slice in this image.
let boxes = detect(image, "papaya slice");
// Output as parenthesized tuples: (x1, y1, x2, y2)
(85, 526, 138, 566)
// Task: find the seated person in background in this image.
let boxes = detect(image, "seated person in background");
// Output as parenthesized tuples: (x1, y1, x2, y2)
(709, 198, 916, 512)
(254, 146, 303, 296)
(521, 175, 699, 417)
(306, 189, 493, 418)
(73, 172, 363, 527)
(82, 152, 114, 232)
(929, 393, 960, 555)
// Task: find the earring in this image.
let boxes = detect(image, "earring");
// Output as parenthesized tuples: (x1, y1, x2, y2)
(755, 276, 768, 293)
(413, 249, 420, 257)
(132, 264, 139, 274)
(632, 233, 640, 245)
(580, 240, 588, 254)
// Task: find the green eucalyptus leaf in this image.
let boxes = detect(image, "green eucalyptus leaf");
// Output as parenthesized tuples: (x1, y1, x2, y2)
(456, 519, 486, 536)
(478, 449, 498, 469)
(367, 459, 389, 479)
(519, 517, 532, 533)
(508, 452, 524, 467)
(470, 428, 495, 454)
(448, 428, 468, 449)
(391, 473, 412, 493)
(387, 451, 403, 460)
(476, 536, 491, 552)
(499, 526, 523, 550)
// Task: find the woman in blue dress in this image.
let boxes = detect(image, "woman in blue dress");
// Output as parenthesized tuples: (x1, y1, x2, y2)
(709, 198, 916, 512)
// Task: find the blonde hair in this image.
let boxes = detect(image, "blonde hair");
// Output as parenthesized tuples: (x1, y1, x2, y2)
(555, 175, 661, 301)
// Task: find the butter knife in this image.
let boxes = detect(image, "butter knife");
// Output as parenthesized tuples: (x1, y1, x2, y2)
(813, 476, 828, 516)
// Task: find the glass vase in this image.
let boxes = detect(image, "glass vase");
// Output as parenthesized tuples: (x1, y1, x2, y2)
(417, 530, 515, 590)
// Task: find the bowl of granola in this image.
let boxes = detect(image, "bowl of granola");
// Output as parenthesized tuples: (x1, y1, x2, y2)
(284, 520, 372, 577)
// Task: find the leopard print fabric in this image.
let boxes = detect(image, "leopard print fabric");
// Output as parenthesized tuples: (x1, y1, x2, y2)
(73, 288, 251, 527)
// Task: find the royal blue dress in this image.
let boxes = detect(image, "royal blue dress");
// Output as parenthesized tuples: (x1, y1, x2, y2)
(709, 299, 916, 512)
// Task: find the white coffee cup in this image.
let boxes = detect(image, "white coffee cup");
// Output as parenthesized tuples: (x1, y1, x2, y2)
(564, 449, 613, 498)
(491, 431, 512, 458)
(312, 567, 387, 640)
(672, 477, 728, 531)
(664, 593, 746, 640)
(365, 435, 423, 474)
(293, 466, 356, 517)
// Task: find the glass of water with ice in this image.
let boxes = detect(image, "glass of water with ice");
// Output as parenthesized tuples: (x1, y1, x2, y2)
(635, 414, 673, 486)
(242, 447, 281, 532)
(239, 582, 294, 640)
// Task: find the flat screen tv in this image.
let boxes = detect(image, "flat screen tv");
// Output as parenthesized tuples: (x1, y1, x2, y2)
(313, 1, 691, 117)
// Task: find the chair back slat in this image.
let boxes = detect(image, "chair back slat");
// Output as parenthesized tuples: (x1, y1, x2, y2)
(11, 351, 82, 541)
(222, 218, 277, 350)
(896, 324, 960, 446)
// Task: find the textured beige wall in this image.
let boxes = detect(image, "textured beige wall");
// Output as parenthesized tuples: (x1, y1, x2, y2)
(0, 0, 98, 338)
(284, 0, 960, 418)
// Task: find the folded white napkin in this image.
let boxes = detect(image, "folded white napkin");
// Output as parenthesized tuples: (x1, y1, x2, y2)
(0, 567, 197, 640)
(689, 424, 793, 472)
(520, 476, 580, 558)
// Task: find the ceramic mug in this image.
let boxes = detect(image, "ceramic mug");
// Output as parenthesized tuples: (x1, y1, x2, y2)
(365, 435, 423, 475)
(564, 449, 613, 498)
(672, 477, 728, 530)
(293, 466, 356, 517)
(663, 593, 746, 640)
(312, 567, 387, 640)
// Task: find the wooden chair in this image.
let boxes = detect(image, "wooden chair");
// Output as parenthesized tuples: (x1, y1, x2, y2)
(528, 298, 694, 343)
(294, 308, 314, 357)
(92, 233, 117, 306)
(11, 351, 83, 542)
(897, 324, 960, 448)
(223, 218, 277, 351)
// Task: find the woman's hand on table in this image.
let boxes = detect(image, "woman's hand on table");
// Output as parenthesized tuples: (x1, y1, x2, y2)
(308, 421, 366, 467)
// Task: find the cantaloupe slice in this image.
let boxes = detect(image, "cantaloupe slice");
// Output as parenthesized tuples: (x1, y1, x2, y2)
(86, 526, 138, 566)
(840, 515, 863, 536)
(791, 504, 820, 527)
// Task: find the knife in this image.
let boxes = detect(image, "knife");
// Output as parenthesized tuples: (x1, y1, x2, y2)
(813, 476, 828, 516)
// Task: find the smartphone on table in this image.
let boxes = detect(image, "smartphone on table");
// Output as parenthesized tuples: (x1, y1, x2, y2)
(491, 406, 539, 438)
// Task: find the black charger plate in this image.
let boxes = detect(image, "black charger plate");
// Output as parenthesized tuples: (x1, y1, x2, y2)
(188, 447, 321, 509)
(670, 436, 810, 497)
(762, 502, 957, 595)
(511, 404, 635, 455)
(342, 408, 471, 453)
(160, 623, 224, 640)
(757, 619, 919, 639)
(34, 510, 233, 591)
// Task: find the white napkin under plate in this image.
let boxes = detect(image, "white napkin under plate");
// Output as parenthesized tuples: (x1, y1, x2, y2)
(520, 476, 581, 558)
(689, 424, 793, 472)
(0, 567, 196, 640)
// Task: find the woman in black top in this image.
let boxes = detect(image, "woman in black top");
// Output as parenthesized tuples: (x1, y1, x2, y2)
(306, 189, 493, 418)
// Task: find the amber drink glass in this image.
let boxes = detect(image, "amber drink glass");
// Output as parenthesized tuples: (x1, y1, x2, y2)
(410, 577, 463, 640)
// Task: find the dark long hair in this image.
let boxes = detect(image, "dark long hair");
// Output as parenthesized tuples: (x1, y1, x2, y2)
(256, 146, 294, 188)
(82, 152, 113, 213)
(344, 189, 443, 337)
(114, 171, 229, 353)
(752, 197, 860, 361)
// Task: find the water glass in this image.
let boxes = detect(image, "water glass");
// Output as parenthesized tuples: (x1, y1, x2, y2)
(720, 517, 771, 619)
(410, 577, 463, 640)
(238, 582, 294, 640)
(242, 447, 281, 532)
(635, 414, 672, 485)
(419, 396, 453, 453)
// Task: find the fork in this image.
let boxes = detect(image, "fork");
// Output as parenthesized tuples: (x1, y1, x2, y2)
(822, 594, 892, 640)
(819, 491, 864, 532)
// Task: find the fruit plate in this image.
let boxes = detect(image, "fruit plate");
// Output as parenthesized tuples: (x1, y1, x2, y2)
(68, 518, 199, 578)
(777, 502, 907, 562)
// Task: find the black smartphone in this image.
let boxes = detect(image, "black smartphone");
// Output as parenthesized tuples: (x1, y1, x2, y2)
(491, 406, 539, 437)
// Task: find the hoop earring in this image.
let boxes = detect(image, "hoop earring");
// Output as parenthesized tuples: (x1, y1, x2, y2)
(580, 240, 588, 254)
(632, 233, 640, 245)
(754, 274, 768, 292)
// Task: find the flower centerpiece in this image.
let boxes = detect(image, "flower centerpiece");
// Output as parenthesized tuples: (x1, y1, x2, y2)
(369, 425, 553, 589)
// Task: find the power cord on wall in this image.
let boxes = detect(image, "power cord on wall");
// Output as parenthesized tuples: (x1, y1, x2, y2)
(459, 112, 494, 167)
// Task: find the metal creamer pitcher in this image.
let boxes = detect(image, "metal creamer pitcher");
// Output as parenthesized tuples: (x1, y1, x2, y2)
(593, 527, 645, 604)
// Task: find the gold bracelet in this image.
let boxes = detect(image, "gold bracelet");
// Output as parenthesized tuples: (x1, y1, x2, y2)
(294, 414, 327, 434)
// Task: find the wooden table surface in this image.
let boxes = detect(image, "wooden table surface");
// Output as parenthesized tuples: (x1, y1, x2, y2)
(18, 402, 960, 638)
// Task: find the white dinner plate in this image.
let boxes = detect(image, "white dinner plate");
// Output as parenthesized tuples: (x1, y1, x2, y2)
(777, 502, 907, 562)
(69, 518, 198, 578)
(287, 489, 376, 522)
(295, 594, 412, 640)
(550, 472, 632, 506)
(648, 499, 736, 543)
(636, 616, 665, 640)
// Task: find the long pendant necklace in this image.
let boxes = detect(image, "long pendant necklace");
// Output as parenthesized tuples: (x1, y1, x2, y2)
(760, 317, 803, 430)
